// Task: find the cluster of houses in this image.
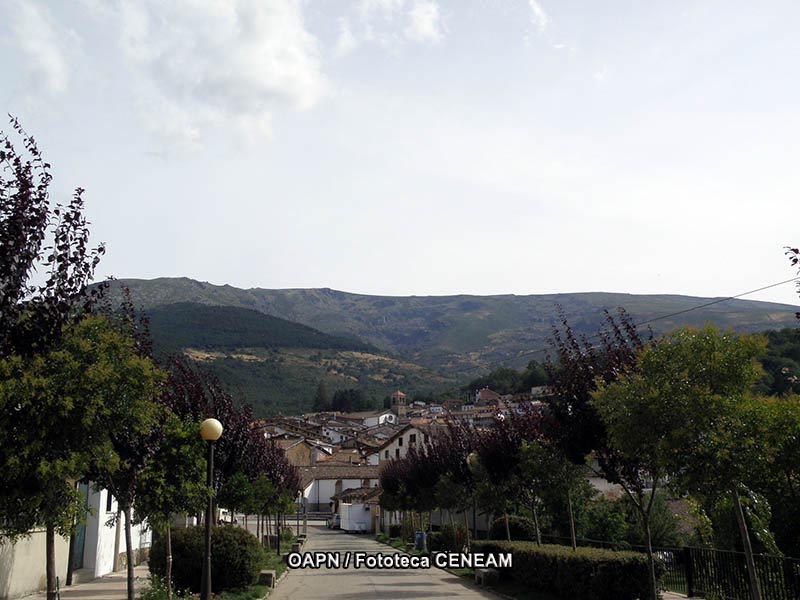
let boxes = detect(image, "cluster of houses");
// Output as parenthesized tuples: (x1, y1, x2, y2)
(260, 388, 552, 535)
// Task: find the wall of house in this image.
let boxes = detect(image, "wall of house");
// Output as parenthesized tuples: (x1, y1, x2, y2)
(0, 530, 70, 600)
(285, 443, 313, 466)
(378, 427, 426, 464)
(363, 413, 396, 427)
(83, 488, 119, 578)
(303, 478, 379, 512)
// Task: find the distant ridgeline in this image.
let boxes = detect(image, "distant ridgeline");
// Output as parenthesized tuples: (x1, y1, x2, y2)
(97, 278, 800, 416)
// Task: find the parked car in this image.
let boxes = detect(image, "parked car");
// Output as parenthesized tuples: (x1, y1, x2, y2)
(327, 514, 341, 529)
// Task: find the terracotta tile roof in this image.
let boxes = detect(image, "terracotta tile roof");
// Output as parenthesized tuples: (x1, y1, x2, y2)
(300, 464, 382, 488)
(331, 486, 382, 504)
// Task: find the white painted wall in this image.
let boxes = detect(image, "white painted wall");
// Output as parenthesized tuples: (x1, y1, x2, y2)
(0, 530, 69, 600)
(302, 478, 379, 510)
(378, 427, 426, 464)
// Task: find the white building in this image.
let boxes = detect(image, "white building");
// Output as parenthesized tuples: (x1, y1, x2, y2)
(376, 424, 431, 463)
(300, 465, 381, 513)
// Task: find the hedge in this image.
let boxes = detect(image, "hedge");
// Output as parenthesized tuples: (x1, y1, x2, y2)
(473, 541, 664, 600)
(150, 526, 264, 593)
(429, 523, 469, 553)
(489, 515, 536, 541)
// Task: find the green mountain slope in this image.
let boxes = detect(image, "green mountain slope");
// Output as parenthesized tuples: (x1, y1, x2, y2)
(142, 301, 454, 416)
(107, 277, 800, 372)
(147, 302, 372, 354)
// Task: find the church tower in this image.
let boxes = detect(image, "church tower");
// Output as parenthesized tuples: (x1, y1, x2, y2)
(390, 390, 407, 420)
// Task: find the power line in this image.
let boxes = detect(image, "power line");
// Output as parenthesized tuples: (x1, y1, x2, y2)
(447, 276, 800, 375)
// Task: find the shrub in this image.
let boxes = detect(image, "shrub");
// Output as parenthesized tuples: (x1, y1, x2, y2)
(473, 541, 664, 600)
(438, 523, 469, 552)
(489, 515, 536, 541)
(388, 524, 402, 538)
(150, 526, 264, 593)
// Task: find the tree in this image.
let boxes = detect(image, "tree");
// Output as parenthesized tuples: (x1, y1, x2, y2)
(81, 318, 165, 600)
(519, 438, 585, 546)
(218, 471, 253, 522)
(135, 413, 206, 599)
(0, 317, 157, 600)
(312, 380, 330, 412)
(0, 117, 104, 360)
(592, 326, 769, 600)
(545, 307, 650, 466)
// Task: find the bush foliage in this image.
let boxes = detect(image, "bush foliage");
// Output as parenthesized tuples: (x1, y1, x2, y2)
(430, 523, 469, 552)
(150, 526, 264, 593)
(489, 515, 536, 541)
(473, 540, 663, 600)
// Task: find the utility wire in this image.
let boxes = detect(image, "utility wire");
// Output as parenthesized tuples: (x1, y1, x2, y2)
(447, 276, 800, 375)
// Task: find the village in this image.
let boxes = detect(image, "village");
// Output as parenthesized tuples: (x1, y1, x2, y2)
(260, 387, 555, 532)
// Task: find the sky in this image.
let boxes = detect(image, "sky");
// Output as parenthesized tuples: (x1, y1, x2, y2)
(2, 0, 800, 306)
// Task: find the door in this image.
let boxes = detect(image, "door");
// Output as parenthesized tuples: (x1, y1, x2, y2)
(69, 483, 90, 571)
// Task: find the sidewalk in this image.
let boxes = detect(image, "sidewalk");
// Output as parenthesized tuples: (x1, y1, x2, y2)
(25, 564, 150, 600)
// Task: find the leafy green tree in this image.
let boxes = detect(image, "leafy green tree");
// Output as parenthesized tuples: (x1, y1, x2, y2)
(0, 317, 158, 600)
(78, 317, 165, 600)
(592, 326, 769, 600)
(218, 471, 253, 521)
(135, 414, 206, 599)
(519, 438, 585, 547)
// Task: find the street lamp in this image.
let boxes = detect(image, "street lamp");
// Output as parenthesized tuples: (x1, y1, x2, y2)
(200, 418, 223, 600)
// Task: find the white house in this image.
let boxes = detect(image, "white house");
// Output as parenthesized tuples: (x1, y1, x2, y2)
(300, 465, 381, 513)
(338, 409, 397, 428)
(376, 424, 432, 463)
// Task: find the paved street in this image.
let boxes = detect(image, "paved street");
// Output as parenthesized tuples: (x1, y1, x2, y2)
(269, 527, 503, 600)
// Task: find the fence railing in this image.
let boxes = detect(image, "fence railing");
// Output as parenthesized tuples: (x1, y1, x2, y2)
(539, 534, 800, 600)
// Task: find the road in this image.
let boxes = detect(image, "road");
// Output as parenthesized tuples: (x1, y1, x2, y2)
(269, 526, 503, 600)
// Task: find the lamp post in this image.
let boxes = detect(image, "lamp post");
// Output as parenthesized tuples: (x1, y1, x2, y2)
(200, 418, 223, 600)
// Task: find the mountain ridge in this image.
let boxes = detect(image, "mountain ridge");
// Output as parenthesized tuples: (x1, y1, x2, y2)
(103, 277, 799, 372)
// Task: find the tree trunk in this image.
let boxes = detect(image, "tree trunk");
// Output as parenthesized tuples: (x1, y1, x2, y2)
(504, 513, 511, 541)
(165, 523, 173, 600)
(124, 505, 135, 600)
(567, 490, 577, 550)
(733, 487, 763, 600)
(641, 510, 658, 600)
(46, 524, 56, 600)
(531, 500, 541, 546)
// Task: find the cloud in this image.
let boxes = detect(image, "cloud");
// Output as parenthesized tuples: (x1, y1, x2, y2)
(352, 0, 445, 47)
(528, 0, 549, 33)
(335, 18, 359, 57)
(8, 0, 72, 96)
(114, 0, 327, 146)
(405, 0, 444, 44)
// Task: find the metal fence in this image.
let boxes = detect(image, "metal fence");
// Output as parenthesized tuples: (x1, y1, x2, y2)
(539, 534, 800, 600)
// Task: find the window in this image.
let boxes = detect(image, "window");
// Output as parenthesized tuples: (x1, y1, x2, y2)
(398, 436, 403, 447)
(409, 434, 416, 444)
(384, 450, 389, 459)
(424, 434, 429, 443)
(106, 492, 113, 512)
(395, 448, 400, 458)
